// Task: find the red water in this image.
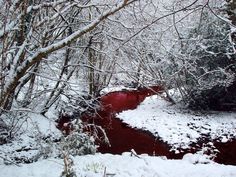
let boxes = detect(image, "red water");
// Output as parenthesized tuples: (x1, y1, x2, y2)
(58, 86, 236, 165)
(82, 86, 186, 158)
(214, 140, 236, 165)
(100, 86, 163, 112)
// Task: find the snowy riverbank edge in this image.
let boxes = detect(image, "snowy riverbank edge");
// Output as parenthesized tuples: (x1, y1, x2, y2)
(117, 95, 236, 152)
(1, 153, 236, 177)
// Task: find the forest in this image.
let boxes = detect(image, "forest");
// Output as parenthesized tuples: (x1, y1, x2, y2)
(1, 0, 236, 177)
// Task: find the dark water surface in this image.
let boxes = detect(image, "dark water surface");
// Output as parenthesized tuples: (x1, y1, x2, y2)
(59, 86, 236, 165)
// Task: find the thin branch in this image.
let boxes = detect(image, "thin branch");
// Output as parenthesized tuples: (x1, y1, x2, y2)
(116, 0, 200, 49)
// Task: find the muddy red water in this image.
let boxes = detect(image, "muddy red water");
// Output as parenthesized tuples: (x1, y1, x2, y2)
(82, 86, 189, 158)
(58, 86, 236, 165)
(214, 140, 236, 165)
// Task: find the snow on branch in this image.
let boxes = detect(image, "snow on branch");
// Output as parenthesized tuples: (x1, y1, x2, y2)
(2, 0, 137, 103)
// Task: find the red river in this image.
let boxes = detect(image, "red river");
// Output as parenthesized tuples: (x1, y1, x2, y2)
(58, 86, 236, 165)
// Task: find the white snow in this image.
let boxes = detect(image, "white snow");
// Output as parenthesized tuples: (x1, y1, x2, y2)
(100, 85, 136, 94)
(0, 113, 61, 163)
(1, 153, 236, 177)
(1, 92, 236, 177)
(117, 95, 236, 151)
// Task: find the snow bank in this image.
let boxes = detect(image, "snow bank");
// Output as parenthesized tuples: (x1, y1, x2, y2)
(117, 95, 236, 151)
(1, 153, 236, 177)
(0, 113, 61, 163)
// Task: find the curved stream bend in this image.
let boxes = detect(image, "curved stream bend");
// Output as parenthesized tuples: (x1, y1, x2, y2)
(83, 86, 189, 159)
(59, 86, 236, 165)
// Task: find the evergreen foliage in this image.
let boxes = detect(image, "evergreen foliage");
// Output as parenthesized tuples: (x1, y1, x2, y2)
(180, 12, 236, 110)
(60, 123, 96, 157)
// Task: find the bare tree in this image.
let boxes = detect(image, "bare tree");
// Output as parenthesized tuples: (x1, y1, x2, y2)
(0, 0, 137, 113)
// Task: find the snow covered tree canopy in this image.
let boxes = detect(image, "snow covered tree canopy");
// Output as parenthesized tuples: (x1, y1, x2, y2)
(0, 0, 137, 112)
(0, 0, 235, 114)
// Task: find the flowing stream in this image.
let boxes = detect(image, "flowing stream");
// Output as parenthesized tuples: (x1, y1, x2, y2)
(82, 86, 191, 159)
(58, 86, 236, 165)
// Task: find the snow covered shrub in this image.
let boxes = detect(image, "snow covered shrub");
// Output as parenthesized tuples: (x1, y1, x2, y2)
(0, 111, 28, 144)
(189, 81, 236, 110)
(57, 93, 101, 119)
(59, 122, 96, 157)
(171, 10, 236, 110)
(0, 110, 64, 164)
(55, 94, 100, 157)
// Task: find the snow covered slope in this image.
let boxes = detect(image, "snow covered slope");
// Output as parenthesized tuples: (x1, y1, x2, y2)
(1, 153, 236, 177)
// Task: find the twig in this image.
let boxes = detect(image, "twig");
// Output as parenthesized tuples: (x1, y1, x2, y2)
(130, 149, 141, 158)
(103, 167, 116, 177)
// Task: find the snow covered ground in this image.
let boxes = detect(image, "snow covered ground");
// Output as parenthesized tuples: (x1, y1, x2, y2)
(117, 95, 236, 151)
(1, 88, 236, 177)
(1, 153, 236, 177)
(0, 113, 61, 164)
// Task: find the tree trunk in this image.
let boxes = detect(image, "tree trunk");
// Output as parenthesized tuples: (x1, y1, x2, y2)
(88, 47, 95, 96)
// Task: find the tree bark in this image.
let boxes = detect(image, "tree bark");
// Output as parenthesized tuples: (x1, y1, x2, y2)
(0, 0, 136, 111)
